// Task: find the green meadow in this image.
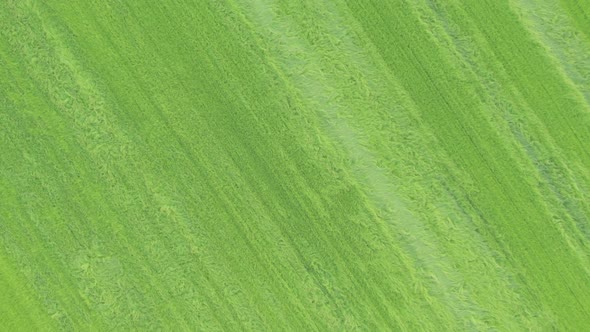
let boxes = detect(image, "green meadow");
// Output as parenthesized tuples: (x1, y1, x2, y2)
(1, 0, 590, 330)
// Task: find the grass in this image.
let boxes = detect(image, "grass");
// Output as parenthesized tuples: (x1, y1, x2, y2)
(1, 0, 589, 330)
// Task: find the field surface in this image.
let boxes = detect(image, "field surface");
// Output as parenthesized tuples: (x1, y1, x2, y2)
(1, 0, 590, 330)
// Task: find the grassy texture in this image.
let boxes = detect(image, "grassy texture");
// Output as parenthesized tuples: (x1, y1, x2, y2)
(1, 0, 589, 330)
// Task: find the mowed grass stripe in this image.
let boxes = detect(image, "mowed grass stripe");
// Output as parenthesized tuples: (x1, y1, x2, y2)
(461, 0, 590, 170)
(416, 0, 590, 281)
(321, 0, 549, 328)
(344, 0, 590, 329)
(417, 0, 590, 278)
(456, 0, 589, 290)
(226, 0, 462, 329)
(513, 0, 590, 106)
(455, 0, 590, 275)
(324, 0, 556, 326)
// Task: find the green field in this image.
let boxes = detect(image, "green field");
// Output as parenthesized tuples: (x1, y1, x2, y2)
(1, 0, 590, 330)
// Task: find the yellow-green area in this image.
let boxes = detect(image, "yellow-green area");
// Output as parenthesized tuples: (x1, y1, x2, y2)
(1, 0, 589, 330)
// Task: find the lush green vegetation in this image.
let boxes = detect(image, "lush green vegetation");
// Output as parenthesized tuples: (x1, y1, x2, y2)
(1, 0, 589, 330)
